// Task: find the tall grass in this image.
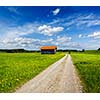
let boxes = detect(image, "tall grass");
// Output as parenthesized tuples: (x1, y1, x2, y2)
(71, 52, 100, 92)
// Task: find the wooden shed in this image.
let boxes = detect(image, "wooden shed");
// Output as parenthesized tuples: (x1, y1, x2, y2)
(40, 46, 57, 54)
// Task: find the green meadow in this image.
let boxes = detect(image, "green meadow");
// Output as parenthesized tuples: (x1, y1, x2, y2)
(71, 51, 100, 92)
(0, 52, 65, 92)
(1, 50, 100, 93)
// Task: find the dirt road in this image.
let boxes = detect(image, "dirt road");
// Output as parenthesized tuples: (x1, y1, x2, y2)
(16, 54, 82, 93)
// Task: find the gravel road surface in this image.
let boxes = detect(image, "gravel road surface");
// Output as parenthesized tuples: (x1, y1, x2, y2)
(15, 54, 82, 93)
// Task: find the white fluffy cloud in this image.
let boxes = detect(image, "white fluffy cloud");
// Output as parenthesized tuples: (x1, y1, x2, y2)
(78, 34, 82, 38)
(51, 35, 80, 50)
(0, 33, 82, 50)
(38, 25, 64, 36)
(2, 23, 37, 42)
(52, 8, 60, 15)
(1, 37, 54, 50)
(0, 22, 65, 49)
(1, 23, 64, 42)
(56, 36, 71, 42)
(88, 32, 100, 38)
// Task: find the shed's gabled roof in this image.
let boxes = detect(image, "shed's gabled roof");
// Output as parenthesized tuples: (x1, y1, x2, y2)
(40, 46, 57, 50)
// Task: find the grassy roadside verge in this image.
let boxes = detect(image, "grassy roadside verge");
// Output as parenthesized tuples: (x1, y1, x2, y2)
(71, 53, 100, 92)
(0, 52, 66, 92)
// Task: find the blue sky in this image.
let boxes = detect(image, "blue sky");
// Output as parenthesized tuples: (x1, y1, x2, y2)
(0, 6, 100, 50)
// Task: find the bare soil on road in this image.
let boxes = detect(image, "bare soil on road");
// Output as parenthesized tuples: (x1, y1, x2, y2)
(15, 54, 82, 93)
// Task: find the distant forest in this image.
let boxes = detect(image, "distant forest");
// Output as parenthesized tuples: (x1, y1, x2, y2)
(0, 48, 100, 53)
